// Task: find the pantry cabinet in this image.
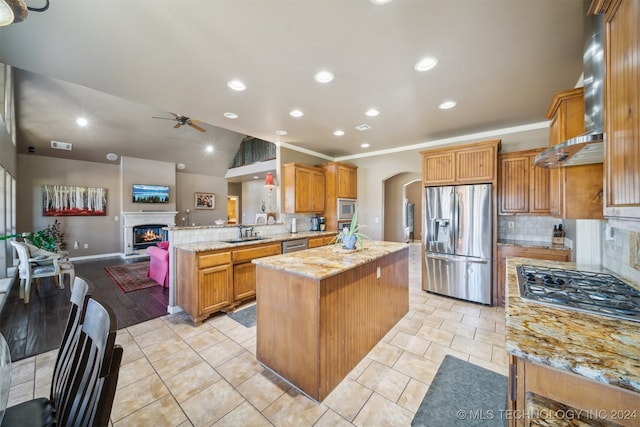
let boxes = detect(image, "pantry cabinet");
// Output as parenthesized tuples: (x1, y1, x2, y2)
(283, 163, 325, 213)
(592, 0, 640, 224)
(545, 88, 604, 219)
(320, 162, 357, 232)
(499, 149, 550, 215)
(420, 139, 500, 186)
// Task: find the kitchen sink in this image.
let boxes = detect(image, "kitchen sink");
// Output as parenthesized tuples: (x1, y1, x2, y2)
(222, 237, 268, 244)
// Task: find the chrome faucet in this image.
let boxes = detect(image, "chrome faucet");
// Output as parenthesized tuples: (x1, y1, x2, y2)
(237, 225, 254, 238)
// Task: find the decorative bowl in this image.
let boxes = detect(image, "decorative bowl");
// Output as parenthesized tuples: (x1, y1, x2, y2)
(215, 219, 226, 225)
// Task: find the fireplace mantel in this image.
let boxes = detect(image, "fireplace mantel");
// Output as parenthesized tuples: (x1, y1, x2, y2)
(121, 211, 177, 256)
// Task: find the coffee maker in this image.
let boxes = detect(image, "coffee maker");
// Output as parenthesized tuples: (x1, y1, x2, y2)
(318, 217, 326, 231)
(311, 217, 320, 231)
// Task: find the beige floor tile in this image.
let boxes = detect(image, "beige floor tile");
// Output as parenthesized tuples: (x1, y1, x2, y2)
(216, 350, 264, 387)
(397, 378, 429, 413)
(415, 324, 454, 347)
(115, 329, 145, 365)
(451, 334, 493, 362)
(469, 355, 508, 376)
(222, 324, 256, 344)
(183, 326, 228, 353)
(390, 316, 423, 335)
(34, 349, 57, 390)
(7, 379, 34, 407)
(423, 341, 470, 364)
(461, 313, 497, 331)
(212, 400, 272, 426)
(139, 334, 190, 363)
(164, 361, 222, 403)
(133, 323, 179, 349)
(113, 394, 187, 427)
(162, 312, 204, 339)
(314, 408, 353, 427)
(262, 389, 327, 427)
(235, 368, 290, 411)
(347, 357, 373, 381)
(180, 379, 245, 427)
(439, 319, 476, 339)
(450, 302, 483, 317)
(356, 360, 410, 402)
(199, 337, 244, 368)
(127, 317, 166, 338)
(474, 327, 507, 347)
(206, 312, 244, 333)
(392, 351, 440, 386)
(117, 355, 155, 389)
(8, 357, 35, 386)
(323, 377, 372, 422)
(389, 331, 431, 356)
(110, 374, 169, 423)
(152, 347, 203, 382)
(353, 393, 413, 427)
(239, 334, 256, 354)
(366, 340, 403, 367)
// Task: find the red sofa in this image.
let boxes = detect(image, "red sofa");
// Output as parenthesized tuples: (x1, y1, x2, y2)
(146, 242, 169, 287)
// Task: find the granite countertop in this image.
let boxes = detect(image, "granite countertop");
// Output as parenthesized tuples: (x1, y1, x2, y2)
(253, 240, 408, 281)
(498, 239, 571, 251)
(173, 231, 336, 252)
(505, 257, 640, 393)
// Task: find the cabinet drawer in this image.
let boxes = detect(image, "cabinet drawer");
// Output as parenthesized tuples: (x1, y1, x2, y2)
(308, 237, 324, 248)
(198, 252, 231, 269)
(233, 243, 281, 263)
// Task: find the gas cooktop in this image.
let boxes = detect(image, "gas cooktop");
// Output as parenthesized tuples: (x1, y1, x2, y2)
(516, 265, 640, 323)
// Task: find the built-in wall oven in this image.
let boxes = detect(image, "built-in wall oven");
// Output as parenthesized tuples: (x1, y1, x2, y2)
(337, 198, 357, 220)
(337, 220, 351, 233)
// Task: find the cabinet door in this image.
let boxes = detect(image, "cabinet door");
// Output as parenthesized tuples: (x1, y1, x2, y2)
(337, 165, 357, 199)
(529, 155, 551, 214)
(500, 154, 529, 214)
(233, 262, 256, 301)
(198, 264, 232, 315)
(295, 167, 312, 212)
(455, 146, 495, 182)
(310, 169, 326, 212)
(603, 0, 640, 220)
(422, 152, 455, 185)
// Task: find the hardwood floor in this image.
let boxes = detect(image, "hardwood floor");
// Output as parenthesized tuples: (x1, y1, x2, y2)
(0, 256, 169, 362)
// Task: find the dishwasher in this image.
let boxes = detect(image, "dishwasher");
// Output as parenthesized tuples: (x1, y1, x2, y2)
(282, 238, 308, 253)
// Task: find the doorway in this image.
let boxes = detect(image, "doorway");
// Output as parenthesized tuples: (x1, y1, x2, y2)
(227, 196, 239, 224)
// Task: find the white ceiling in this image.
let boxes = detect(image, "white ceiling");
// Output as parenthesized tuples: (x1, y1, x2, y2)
(0, 0, 586, 177)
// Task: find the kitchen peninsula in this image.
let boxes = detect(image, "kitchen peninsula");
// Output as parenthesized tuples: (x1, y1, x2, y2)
(253, 241, 408, 401)
(505, 257, 640, 426)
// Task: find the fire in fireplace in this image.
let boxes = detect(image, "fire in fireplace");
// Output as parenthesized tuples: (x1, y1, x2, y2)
(133, 224, 167, 249)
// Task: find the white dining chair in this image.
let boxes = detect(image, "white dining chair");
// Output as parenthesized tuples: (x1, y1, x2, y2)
(10, 241, 62, 304)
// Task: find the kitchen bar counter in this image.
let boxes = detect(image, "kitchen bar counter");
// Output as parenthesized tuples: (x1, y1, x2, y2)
(253, 240, 407, 280)
(498, 239, 571, 251)
(173, 230, 335, 252)
(505, 257, 640, 393)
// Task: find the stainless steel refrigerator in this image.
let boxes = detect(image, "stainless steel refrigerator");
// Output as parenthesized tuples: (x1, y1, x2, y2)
(423, 184, 492, 304)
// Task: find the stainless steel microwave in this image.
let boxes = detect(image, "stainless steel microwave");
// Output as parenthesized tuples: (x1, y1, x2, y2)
(337, 198, 357, 220)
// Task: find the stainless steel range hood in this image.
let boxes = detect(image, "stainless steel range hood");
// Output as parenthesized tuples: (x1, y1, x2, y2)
(535, 12, 604, 168)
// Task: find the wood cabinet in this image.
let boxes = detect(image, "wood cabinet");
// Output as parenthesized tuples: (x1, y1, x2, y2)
(320, 162, 357, 231)
(499, 149, 550, 215)
(508, 355, 640, 427)
(591, 0, 640, 225)
(307, 234, 336, 248)
(545, 87, 604, 219)
(231, 243, 281, 302)
(420, 139, 500, 186)
(283, 163, 325, 213)
(496, 245, 570, 306)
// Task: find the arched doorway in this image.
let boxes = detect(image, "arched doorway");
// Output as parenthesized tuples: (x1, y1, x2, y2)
(383, 172, 422, 242)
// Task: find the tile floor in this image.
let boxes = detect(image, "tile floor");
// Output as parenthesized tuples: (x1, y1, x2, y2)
(7, 243, 507, 426)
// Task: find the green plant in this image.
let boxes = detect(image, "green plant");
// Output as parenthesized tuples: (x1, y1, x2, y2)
(0, 220, 66, 252)
(331, 209, 374, 250)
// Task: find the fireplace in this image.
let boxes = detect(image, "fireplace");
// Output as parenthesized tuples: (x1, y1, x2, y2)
(121, 211, 177, 257)
(133, 224, 167, 249)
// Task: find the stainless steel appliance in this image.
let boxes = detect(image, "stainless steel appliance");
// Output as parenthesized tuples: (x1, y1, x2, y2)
(282, 238, 308, 253)
(311, 217, 320, 231)
(337, 220, 351, 233)
(516, 265, 640, 322)
(337, 198, 357, 221)
(423, 184, 492, 304)
(318, 216, 326, 231)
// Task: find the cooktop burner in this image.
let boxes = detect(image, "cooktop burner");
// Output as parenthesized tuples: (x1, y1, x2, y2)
(516, 265, 640, 323)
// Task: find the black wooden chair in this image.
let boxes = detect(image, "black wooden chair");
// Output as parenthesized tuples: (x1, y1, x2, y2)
(2, 279, 123, 426)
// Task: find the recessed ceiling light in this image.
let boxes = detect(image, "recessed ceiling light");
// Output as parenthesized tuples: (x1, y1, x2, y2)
(289, 109, 304, 118)
(355, 124, 371, 131)
(253, 176, 259, 180)
(275, 130, 288, 136)
(76, 117, 88, 126)
(177, 163, 186, 170)
(314, 70, 334, 83)
(105, 153, 118, 161)
(224, 112, 239, 119)
(365, 108, 380, 117)
(227, 80, 247, 91)
(334, 130, 345, 136)
(360, 143, 371, 148)
(439, 100, 457, 110)
(415, 57, 439, 72)
(206, 145, 214, 153)
(370, 0, 393, 5)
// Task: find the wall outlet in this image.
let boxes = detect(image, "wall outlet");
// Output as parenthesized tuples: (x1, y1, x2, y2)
(376, 266, 381, 279)
(83, 243, 89, 249)
(508, 221, 515, 229)
(73, 241, 78, 250)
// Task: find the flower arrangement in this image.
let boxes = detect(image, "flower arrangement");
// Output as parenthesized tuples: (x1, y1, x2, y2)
(331, 209, 373, 250)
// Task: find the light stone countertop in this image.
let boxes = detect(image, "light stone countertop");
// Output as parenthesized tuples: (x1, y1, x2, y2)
(505, 257, 640, 394)
(498, 239, 571, 251)
(253, 240, 408, 280)
(173, 231, 336, 252)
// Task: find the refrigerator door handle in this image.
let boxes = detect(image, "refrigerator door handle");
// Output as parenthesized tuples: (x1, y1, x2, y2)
(425, 253, 490, 264)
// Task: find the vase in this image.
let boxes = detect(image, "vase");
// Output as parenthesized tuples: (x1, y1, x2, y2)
(343, 235, 357, 250)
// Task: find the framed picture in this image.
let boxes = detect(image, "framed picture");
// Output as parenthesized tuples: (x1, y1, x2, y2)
(43, 185, 107, 216)
(195, 192, 215, 209)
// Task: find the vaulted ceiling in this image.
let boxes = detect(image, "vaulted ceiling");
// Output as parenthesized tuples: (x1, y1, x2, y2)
(0, 0, 586, 177)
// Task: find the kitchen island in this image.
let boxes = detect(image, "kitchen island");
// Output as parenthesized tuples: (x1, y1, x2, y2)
(253, 241, 409, 401)
(505, 257, 640, 426)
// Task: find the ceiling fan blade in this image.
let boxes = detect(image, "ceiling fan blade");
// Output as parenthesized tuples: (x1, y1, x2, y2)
(173, 122, 182, 129)
(188, 122, 206, 132)
(152, 116, 176, 121)
(169, 112, 180, 119)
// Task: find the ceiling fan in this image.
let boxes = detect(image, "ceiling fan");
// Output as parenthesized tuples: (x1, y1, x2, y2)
(152, 113, 206, 132)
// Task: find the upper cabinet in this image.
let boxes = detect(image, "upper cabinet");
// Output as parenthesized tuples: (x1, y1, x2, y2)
(499, 148, 550, 215)
(545, 88, 603, 219)
(283, 163, 325, 213)
(592, 0, 640, 224)
(420, 139, 501, 186)
(320, 162, 357, 232)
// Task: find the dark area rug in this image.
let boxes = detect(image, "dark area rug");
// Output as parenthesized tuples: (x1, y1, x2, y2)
(412, 355, 508, 427)
(104, 261, 159, 293)
(228, 304, 256, 327)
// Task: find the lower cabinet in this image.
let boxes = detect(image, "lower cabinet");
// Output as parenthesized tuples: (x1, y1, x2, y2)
(497, 245, 570, 306)
(198, 263, 233, 316)
(232, 243, 281, 302)
(307, 234, 336, 248)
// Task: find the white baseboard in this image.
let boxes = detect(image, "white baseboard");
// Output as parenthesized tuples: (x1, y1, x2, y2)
(68, 252, 127, 261)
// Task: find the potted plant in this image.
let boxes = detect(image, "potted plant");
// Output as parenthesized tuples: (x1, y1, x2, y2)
(332, 209, 373, 250)
(0, 220, 66, 252)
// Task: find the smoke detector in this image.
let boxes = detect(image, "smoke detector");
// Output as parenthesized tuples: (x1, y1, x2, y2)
(51, 140, 72, 151)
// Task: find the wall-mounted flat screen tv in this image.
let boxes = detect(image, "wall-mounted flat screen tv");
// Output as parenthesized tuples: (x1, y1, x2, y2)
(132, 184, 170, 203)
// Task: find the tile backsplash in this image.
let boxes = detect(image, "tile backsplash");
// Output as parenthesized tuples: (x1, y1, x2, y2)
(498, 215, 561, 243)
(603, 226, 640, 285)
